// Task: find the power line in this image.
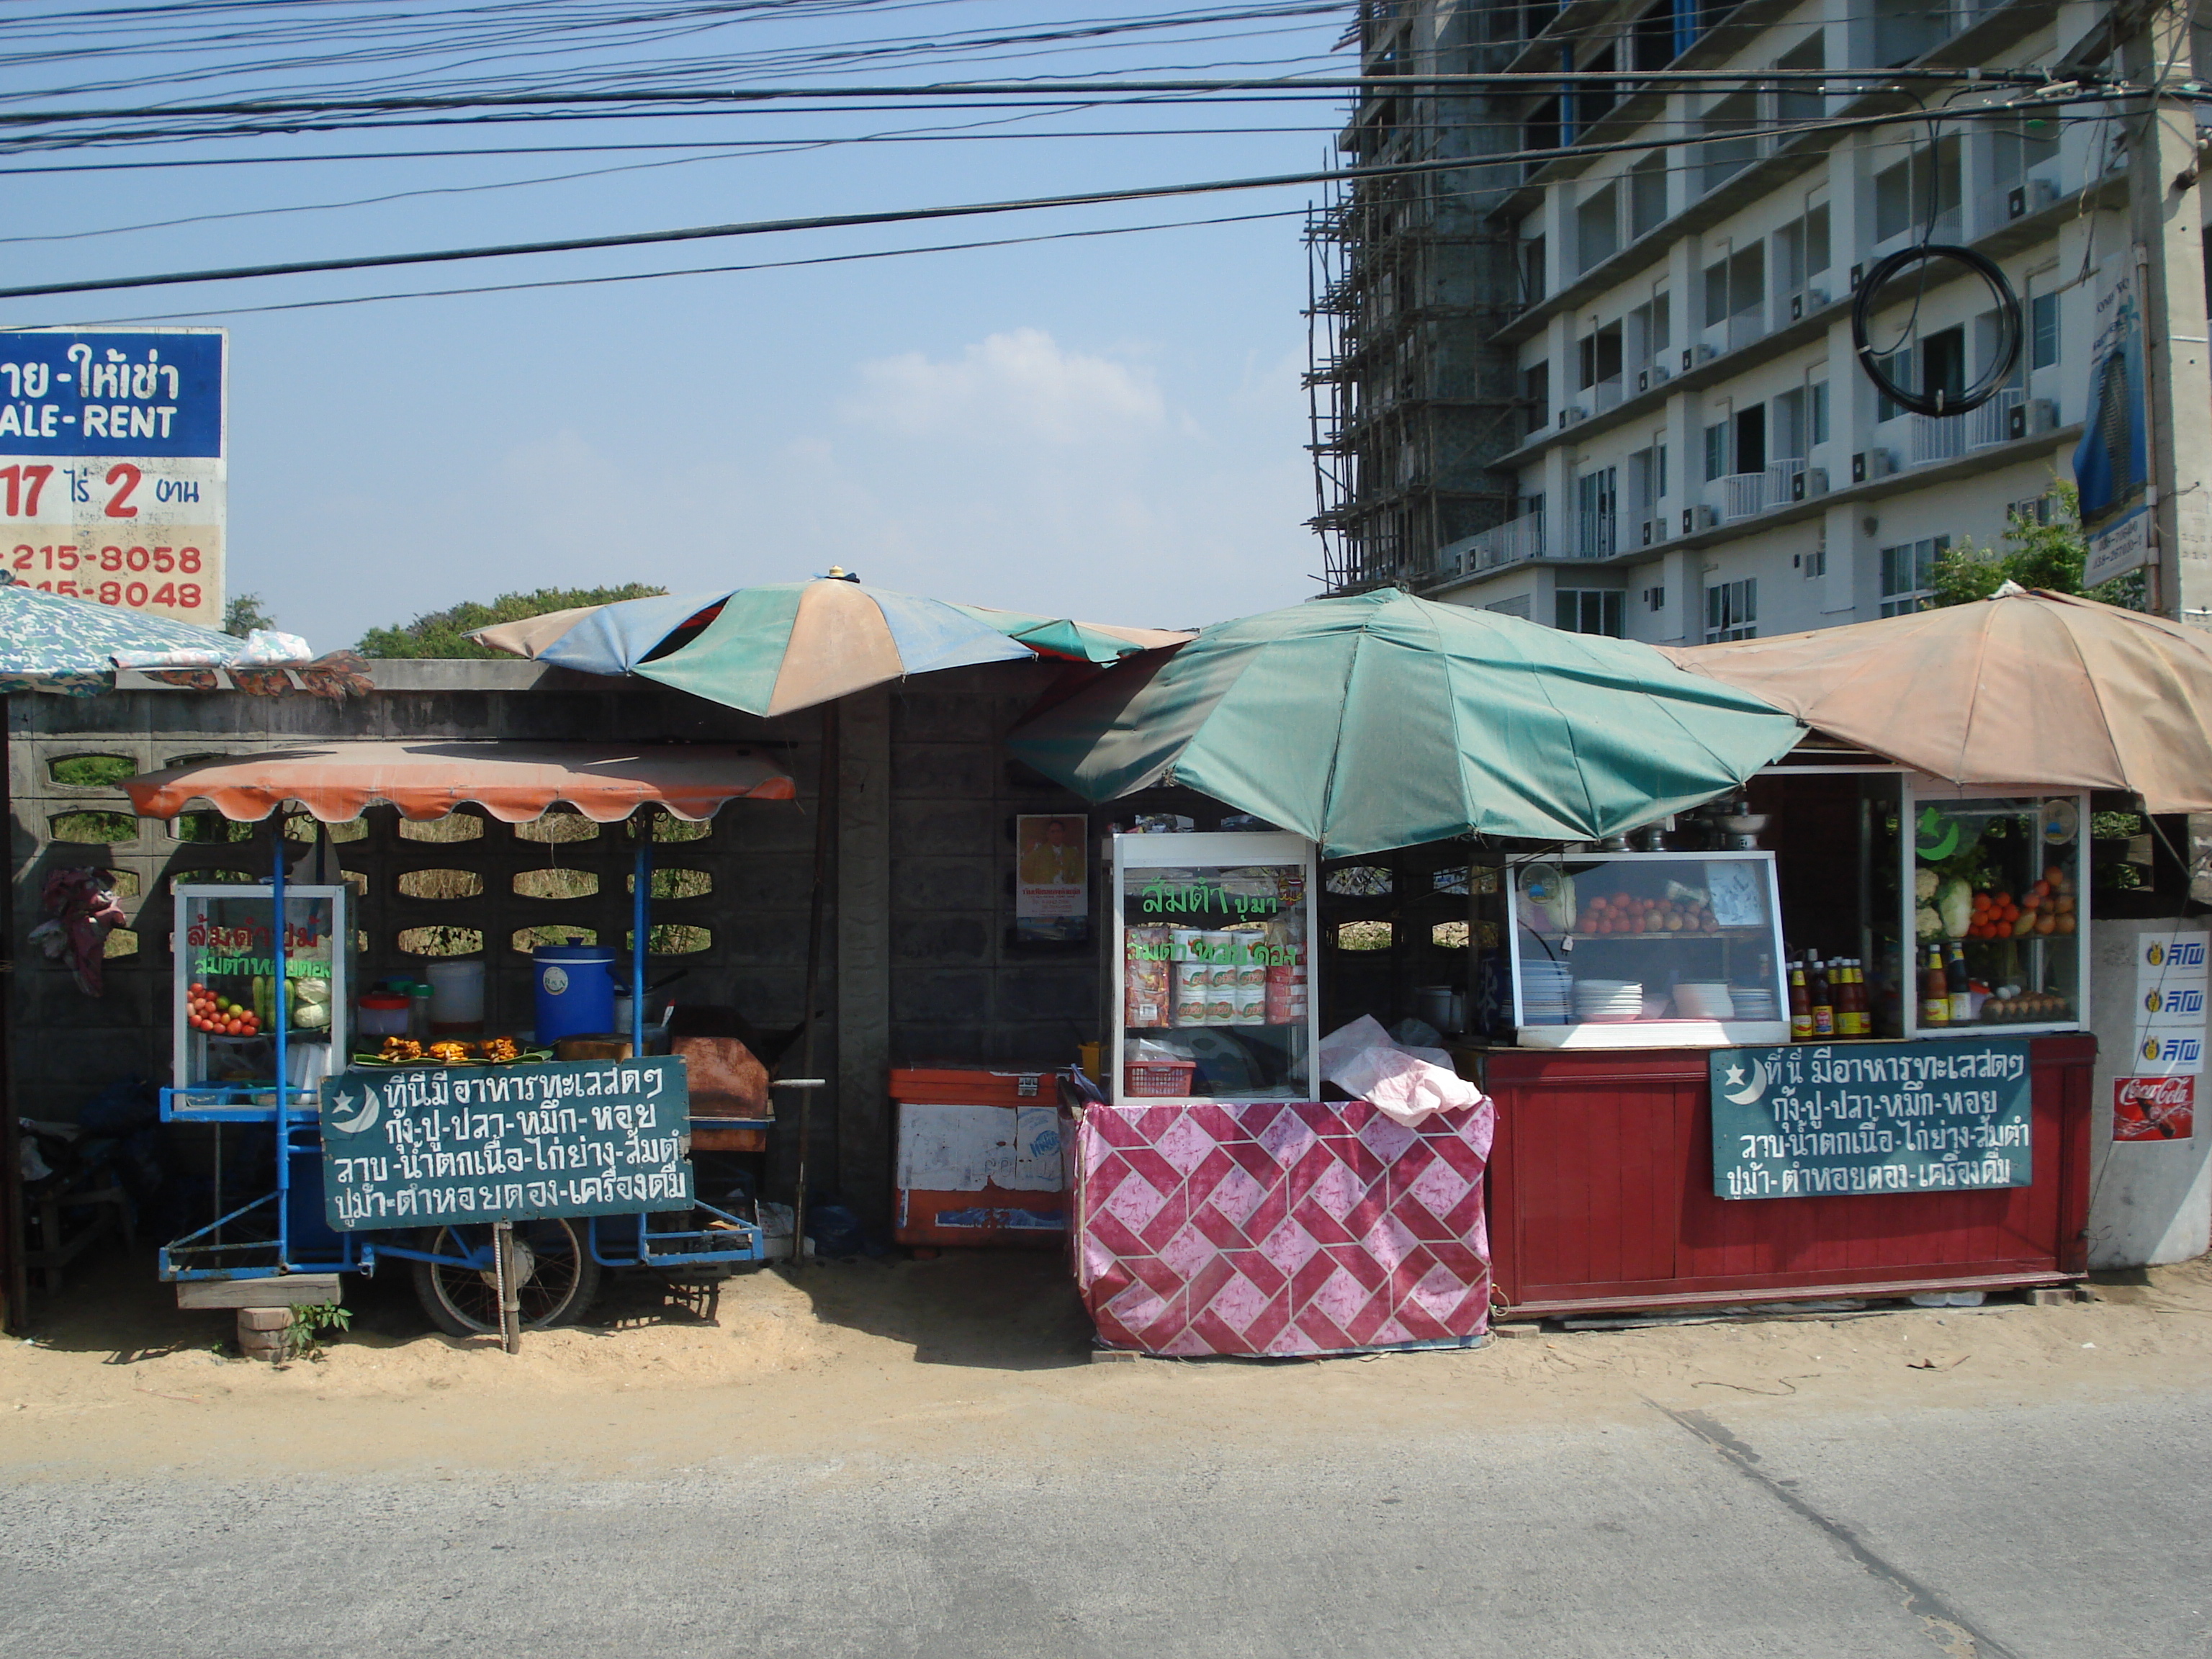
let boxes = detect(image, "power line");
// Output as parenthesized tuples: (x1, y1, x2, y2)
(0, 66, 2082, 130)
(37, 203, 1314, 325)
(0, 85, 2123, 301)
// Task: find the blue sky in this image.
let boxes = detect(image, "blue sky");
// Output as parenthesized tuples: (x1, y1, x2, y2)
(0, 1, 1355, 647)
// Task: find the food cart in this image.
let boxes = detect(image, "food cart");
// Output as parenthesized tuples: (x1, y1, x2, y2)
(121, 742, 796, 1335)
(1475, 759, 2095, 1316)
(1067, 829, 1496, 1357)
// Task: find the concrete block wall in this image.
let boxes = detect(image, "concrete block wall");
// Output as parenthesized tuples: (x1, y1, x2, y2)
(6, 657, 1100, 1225)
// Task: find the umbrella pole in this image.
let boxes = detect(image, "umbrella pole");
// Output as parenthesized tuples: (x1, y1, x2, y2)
(0, 699, 22, 1331)
(791, 698, 838, 1269)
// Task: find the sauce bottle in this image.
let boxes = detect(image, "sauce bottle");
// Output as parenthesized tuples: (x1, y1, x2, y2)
(1789, 961, 1812, 1040)
(1920, 945, 1951, 1028)
(1946, 943, 1972, 1025)
(1809, 958, 1835, 1038)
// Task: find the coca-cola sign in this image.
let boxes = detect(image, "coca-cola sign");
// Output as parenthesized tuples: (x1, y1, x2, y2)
(2113, 1076, 2195, 1141)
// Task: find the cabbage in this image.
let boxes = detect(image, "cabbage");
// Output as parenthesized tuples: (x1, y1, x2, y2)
(1936, 876, 1974, 939)
(1914, 868, 1940, 902)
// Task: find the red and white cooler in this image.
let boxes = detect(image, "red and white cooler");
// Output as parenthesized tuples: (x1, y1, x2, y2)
(891, 1066, 1068, 1247)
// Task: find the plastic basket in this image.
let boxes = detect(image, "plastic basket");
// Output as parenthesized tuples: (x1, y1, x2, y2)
(1123, 1060, 1197, 1097)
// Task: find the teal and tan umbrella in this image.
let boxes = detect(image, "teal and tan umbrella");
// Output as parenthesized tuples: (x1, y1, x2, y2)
(472, 575, 1187, 704)
(1005, 589, 1806, 857)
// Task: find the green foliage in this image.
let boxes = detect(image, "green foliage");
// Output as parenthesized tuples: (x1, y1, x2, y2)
(222, 592, 276, 637)
(356, 583, 667, 658)
(1926, 482, 2149, 611)
(282, 1301, 352, 1362)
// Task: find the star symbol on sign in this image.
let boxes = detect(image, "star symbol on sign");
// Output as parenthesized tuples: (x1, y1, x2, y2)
(1722, 1064, 1746, 1089)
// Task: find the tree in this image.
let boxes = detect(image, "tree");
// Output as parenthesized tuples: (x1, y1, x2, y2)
(1926, 481, 2149, 611)
(222, 592, 277, 637)
(356, 583, 669, 658)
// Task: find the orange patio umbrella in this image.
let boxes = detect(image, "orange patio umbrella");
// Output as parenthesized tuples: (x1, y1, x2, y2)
(1658, 586, 2212, 810)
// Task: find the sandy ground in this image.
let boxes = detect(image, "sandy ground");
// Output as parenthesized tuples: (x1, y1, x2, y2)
(1, 1244, 2207, 1479)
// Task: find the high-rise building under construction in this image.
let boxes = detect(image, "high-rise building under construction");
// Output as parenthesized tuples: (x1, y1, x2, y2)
(1310, 0, 2169, 640)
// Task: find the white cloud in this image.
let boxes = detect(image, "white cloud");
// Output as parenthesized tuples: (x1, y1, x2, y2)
(842, 327, 1163, 444)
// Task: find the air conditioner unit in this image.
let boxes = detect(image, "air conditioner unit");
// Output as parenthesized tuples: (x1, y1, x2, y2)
(2018, 397, 2059, 438)
(1856, 448, 1895, 480)
(1637, 368, 1650, 393)
(1788, 292, 1807, 322)
(1649, 517, 1671, 544)
(1790, 467, 1830, 502)
(1682, 505, 1717, 534)
(1806, 286, 1829, 310)
(1650, 363, 1671, 385)
(1559, 405, 1587, 428)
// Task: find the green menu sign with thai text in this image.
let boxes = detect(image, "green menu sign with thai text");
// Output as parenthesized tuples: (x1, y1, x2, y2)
(318, 1057, 692, 1230)
(1709, 1040, 2033, 1200)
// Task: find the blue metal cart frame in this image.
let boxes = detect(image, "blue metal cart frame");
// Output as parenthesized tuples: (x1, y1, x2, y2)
(158, 813, 764, 1300)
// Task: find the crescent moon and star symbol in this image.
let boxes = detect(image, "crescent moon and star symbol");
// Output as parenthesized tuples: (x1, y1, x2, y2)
(328, 1084, 382, 1136)
(1720, 1058, 1771, 1106)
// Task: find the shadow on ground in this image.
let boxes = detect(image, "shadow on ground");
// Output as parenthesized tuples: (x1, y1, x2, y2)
(758, 1250, 1096, 1370)
(16, 1235, 1098, 1373)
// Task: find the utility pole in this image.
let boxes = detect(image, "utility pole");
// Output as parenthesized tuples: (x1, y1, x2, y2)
(2122, 0, 2212, 624)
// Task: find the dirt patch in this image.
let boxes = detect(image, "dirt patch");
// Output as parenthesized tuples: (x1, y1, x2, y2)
(1, 1247, 2206, 1478)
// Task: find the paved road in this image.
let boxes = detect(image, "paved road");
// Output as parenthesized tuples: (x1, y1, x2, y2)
(1, 1385, 2204, 1658)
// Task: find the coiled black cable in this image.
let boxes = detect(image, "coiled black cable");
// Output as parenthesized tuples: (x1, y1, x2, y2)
(1851, 243, 2023, 416)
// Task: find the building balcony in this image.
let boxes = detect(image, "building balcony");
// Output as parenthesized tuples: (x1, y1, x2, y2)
(1908, 388, 2025, 467)
(1446, 511, 1549, 577)
(1718, 459, 1807, 522)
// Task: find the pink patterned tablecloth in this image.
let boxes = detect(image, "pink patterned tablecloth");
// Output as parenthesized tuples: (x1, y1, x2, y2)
(1071, 1099, 1494, 1357)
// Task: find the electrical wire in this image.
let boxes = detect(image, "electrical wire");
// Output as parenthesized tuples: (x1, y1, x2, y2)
(0, 84, 2128, 301)
(32, 202, 1315, 326)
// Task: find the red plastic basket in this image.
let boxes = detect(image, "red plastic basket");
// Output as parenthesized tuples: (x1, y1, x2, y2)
(1123, 1060, 1197, 1097)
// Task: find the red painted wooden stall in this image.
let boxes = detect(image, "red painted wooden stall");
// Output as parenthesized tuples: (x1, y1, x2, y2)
(1482, 1035, 2093, 1316)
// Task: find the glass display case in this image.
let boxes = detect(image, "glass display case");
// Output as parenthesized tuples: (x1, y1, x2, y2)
(169, 884, 350, 1111)
(1110, 832, 1318, 1104)
(1866, 780, 2089, 1038)
(1506, 851, 1790, 1048)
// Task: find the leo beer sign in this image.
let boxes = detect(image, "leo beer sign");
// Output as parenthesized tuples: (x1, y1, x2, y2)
(2116, 931, 2206, 1142)
(0, 328, 224, 628)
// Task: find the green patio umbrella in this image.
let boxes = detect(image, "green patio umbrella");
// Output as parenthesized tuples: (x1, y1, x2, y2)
(1004, 590, 1805, 858)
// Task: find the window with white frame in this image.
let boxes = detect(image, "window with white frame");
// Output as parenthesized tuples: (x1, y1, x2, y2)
(1704, 420, 1730, 481)
(1879, 536, 1949, 616)
(1704, 577, 1757, 642)
(2031, 291, 2060, 370)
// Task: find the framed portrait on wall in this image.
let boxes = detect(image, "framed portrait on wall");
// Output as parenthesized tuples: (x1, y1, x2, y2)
(1015, 814, 1089, 943)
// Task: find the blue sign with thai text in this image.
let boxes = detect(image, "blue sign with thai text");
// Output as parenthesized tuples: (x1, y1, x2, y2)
(0, 331, 223, 457)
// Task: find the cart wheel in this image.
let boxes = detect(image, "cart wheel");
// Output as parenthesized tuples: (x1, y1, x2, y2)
(410, 1220, 601, 1337)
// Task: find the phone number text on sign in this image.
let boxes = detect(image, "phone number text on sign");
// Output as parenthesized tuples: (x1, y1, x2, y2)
(0, 329, 224, 629)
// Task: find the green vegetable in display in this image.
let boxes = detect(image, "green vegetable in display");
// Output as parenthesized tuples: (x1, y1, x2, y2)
(1936, 876, 1974, 939)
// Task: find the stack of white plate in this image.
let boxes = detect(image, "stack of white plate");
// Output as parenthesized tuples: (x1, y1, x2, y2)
(1573, 979, 1644, 1023)
(1727, 986, 1779, 1022)
(1519, 959, 1573, 1024)
(1674, 982, 1737, 1021)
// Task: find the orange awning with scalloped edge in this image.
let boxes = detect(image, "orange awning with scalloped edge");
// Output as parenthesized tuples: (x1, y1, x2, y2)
(121, 742, 795, 824)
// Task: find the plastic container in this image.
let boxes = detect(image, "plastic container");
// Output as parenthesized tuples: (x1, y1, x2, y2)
(406, 983, 433, 1041)
(356, 994, 409, 1038)
(1123, 1059, 1197, 1097)
(426, 960, 485, 1033)
(532, 943, 616, 1044)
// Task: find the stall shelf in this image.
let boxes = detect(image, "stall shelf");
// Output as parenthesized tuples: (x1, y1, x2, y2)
(1109, 830, 1319, 1105)
(1480, 1035, 2092, 1316)
(1505, 850, 1789, 1048)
